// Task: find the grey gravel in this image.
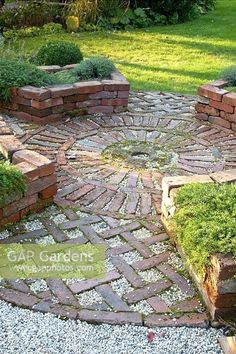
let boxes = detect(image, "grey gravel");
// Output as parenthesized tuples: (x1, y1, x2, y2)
(0, 300, 223, 354)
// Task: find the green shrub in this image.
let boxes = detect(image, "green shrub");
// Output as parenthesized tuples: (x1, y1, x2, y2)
(172, 183, 236, 278)
(0, 1, 56, 29)
(52, 70, 77, 84)
(0, 161, 26, 206)
(73, 57, 115, 80)
(32, 41, 83, 67)
(220, 65, 236, 87)
(4, 23, 64, 40)
(0, 59, 54, 101)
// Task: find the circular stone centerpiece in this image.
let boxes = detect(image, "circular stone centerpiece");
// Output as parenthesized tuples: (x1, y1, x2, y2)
(102, 141, 178, 172)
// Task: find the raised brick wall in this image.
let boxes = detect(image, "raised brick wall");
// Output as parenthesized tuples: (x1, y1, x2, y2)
(0, 116, 57, 226)
(0, 67, 130, 125)
(161, 171, 236, 320)
(196, 80, 236, 131)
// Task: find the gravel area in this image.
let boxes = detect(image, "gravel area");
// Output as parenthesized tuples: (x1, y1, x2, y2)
(0, 300, 223, 354)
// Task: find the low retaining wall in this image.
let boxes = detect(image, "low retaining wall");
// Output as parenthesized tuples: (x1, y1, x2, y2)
(196, 80, 236, 131)
(161, 171, 236, 320)
(0, 116, 57, 226)
(0, 67, 130, 125)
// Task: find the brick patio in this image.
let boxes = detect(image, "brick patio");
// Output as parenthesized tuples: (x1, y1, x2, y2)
(1, 90, 236, 326)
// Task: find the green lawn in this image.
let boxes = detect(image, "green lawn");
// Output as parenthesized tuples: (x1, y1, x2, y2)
(3, 0, 236, 94)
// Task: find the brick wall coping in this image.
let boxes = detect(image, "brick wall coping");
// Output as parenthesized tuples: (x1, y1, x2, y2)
(0, 67, 130, 125)
(161, 170, 236, 320)
(0, 115, 57, 226)
(196, 80, 236, 132)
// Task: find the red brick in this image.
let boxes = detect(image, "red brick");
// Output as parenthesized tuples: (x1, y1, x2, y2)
(102, 80, 130, 91)
(209, 100, 234, 113)
(0, 211, 21, 225)
(89, 91, 117, 99)
(0, 288, 38, 307)
(77, 99, 100, 108)
(3, 194, 38, 217)
(64, 94, 89, 103)
(124, 280, 171, 304)
(39, 184, 57, 199)
(19, 104, 52, 117)
(18, 86, 51, 101)
(102, 98, 128, 106)
(8, 110, 42, 124)
(49, 85, 76, 98)
(15, 161, 39, 182)
(12, 95, 31, 106)
(145, 313, 209, 328)
(88, 105, 114, 114)
(220, 111, 236, 123)
(117, 90, 129, 99)
(31, 97, 63, 110)
(208, 116, 231, 129)
(13, 150, 55, 177)
(195, 103, 219, 116)
(198, 85, 228, 102)
(222, 92, 236, 106)
(74, 81, 103, 94)
(0, 135, 24, 160)
(26, 174, 57, 196)
(195, 113, 209, 121)
(232, 123, 236, 131)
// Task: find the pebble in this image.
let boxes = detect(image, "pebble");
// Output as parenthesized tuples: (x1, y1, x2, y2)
(0, 300, 223, 354)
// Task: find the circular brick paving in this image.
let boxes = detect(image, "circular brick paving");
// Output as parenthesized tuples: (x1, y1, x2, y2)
(1, 91, 236, 327)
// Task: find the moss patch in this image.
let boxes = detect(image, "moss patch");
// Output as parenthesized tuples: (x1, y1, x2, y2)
(172, 183, 236, 279)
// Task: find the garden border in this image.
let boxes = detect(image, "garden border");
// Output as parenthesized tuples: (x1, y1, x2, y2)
(161, 170, 236, 320)
(0, 116, 57, 226)
(196, 80, 236, 131)
(0, 67, 130, 125)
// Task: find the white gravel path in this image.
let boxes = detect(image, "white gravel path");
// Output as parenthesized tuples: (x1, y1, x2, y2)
(0, 300, 223, 354)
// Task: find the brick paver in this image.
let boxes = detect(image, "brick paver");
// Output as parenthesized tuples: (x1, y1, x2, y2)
(1, 91, 235, 327)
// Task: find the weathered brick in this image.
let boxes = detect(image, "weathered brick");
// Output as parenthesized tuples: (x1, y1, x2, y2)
(3, 194, 38, 217)
(12, 95, 31, 106)
(31, 97, 63, 110)
(145, 313, 209, 328)
(210, 169, 236, 183)
(0, 288, 38, 307)
(13, 150, 55, 177)
(132, 252, 170, 271)
(39, 184, 57, 199)
(46, 279, 79, 307)
(209, 80, 228, 88)
(19, 104, 52, 118)
(162, 175, 212, 198)
(222, 92, 236, 106)
(209, 100, 234, 113)
(95, 284, 130, 311)
(15, 161, 39, 182)
(63, 64, 77, 70)
(195, 103, 219, 116)
(195, 112, 209, 121)
(198, 85, 228, 102)
(26, 174, 57, 196)
(208, 116, 231, 129)
(18, 86, 51, 101)
(117, 90, 129, 99)
(49, 85, 76, 98)
(102, 80, 130, 91)
(38, 65, 61, 73)
(102, 98, 128, 106)
(89, 91, 117, 99)
(124, 280, 171, 304)
(79, 310, 142, 325)
(111, 256, 145, 288)
(74, 81, 102, 94)
(0, 135, 24, 160)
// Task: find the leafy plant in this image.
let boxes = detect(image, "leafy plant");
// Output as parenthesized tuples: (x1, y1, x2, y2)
(4, 23, 64, 40)
(0, 161, 26, 206)
(0, 59, 54, 101)
(73, 57, 115, 80)
(31, 41, 83, 67)
(172, 183, 236, 278)
(52, 70, 77, 84)
(66, 16, 80, 32)
(220, 65, 236, 87)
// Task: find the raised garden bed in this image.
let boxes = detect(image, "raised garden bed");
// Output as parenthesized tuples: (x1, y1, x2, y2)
(161, 171, 236, 320)
(0, 116, 57, 226)
(0, 66, 130, 125)
(196, 80, 236, 131)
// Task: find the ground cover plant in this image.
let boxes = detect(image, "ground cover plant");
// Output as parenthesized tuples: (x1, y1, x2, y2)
(0, 161, 26, 207)
(2, 0, 235, 94)
(172, 183, 236, 279)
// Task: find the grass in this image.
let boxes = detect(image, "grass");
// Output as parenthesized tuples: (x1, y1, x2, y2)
(1, 0, 236, 94)
(172, 183, 236, 278)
